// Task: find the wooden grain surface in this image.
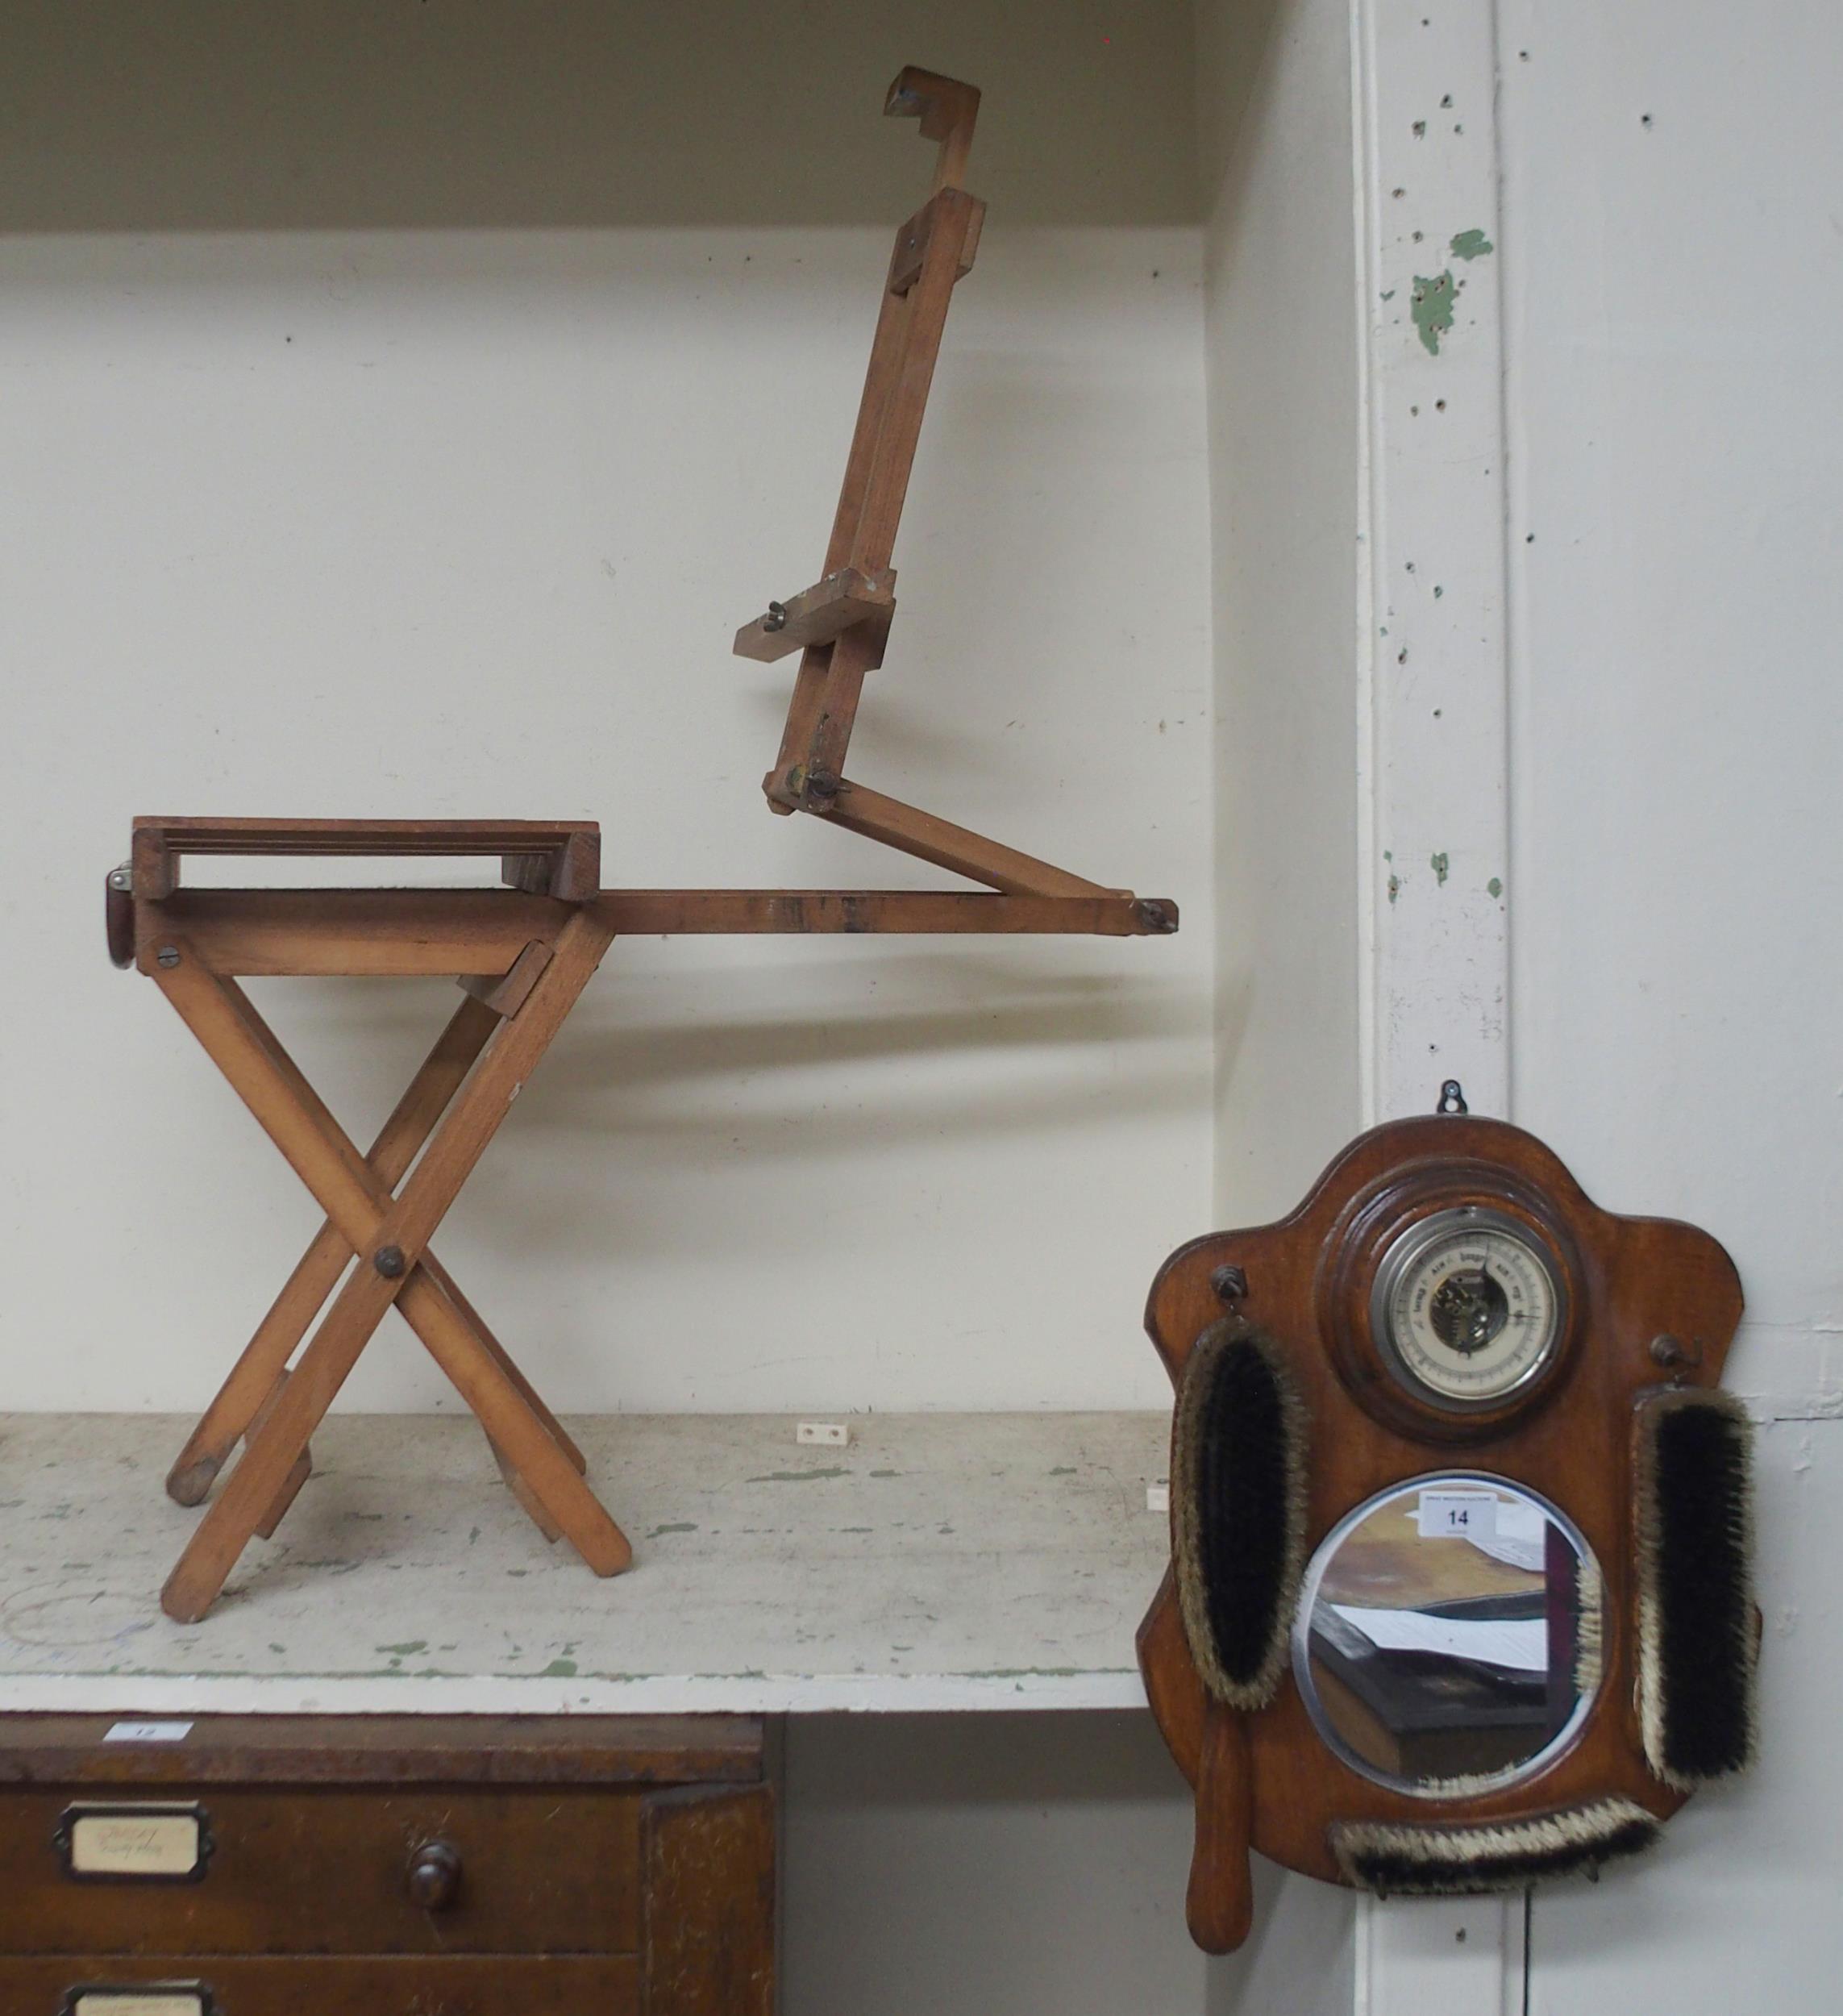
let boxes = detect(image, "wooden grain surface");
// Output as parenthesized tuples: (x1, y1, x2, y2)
(0, 1717, 772, 2001)
(0, 1717, 765, 1788)
(5, 1954, 639, 2011)
(131, 887, 1175, 973)
(644, 1785, 776, 2016)
(811, 780, 1120, 900)
(135, 889, 572, 977)
(0, 1786, 643, 1955)
(1138, 1114, 1743, 1889)
(131, 818, 597, 854)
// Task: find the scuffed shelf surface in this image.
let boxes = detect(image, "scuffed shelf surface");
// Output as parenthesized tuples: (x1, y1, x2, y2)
(0, 1412, 1169, 1714)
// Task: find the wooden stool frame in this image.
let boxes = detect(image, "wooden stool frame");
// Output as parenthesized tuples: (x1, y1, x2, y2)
(110, 69, 1179, 1621)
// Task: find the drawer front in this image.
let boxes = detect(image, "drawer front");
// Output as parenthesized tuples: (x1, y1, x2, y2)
(2, 1954, 639, 2014)
(0, 1789, 640, 1956)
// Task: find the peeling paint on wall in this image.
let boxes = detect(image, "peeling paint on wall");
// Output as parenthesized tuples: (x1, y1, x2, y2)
(1362, 0, 1512, 1178)
(1411, 270, 1457, 354)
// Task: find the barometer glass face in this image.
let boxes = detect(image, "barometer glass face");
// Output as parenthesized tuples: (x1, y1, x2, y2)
(1292, 1475, 1602, 1796)
(1371, 1206, 1564, 1410)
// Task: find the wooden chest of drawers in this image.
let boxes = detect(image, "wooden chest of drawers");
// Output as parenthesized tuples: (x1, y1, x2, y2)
(0, 1714, 773, 2014)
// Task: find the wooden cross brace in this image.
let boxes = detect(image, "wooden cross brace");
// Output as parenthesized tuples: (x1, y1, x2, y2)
(148, 906, 629, 1623)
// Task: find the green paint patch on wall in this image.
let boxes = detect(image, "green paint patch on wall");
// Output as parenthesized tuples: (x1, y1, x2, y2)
(1411, 270, 1458, 354)
(1431, 852, 1450, 885)
(1450, 227, 1495, 260)
(748, 1465, 851, 1484)
(1487, 877, 1504, 898)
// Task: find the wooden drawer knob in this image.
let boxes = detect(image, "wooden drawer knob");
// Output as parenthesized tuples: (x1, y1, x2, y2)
(406, 1837, 463, 1911)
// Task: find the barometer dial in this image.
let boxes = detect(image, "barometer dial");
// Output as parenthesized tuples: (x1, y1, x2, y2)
(1370, 1206, 1565, 1411)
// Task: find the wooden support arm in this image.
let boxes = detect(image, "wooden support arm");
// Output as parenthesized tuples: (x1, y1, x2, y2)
(458, 939, 555, 1018)
(134, 889, 574, 978)
(592, 889, 1179, 938)
(132, 885, 1178, 970)
(884, 65, 981, 194)
(748, 70, 987, 818)
(888, 190, 984, 296)
(771, 773, 1127, 904)
(733, 567, 896, 665)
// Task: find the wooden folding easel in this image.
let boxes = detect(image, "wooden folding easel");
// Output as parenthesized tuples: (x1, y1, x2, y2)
(108, 69, 1177, 1622)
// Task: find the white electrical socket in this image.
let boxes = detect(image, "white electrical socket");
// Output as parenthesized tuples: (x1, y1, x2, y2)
(797, 1422, 850, 1447)
(1146, 1482, 1170, 1513)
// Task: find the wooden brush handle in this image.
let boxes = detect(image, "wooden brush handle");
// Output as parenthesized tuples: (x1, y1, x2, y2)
(1186, 1699, 1254, 1954)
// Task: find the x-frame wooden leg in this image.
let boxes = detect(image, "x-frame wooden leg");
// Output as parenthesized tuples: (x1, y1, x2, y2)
(152, 907, 628, 1622)
(164, 991, 501, 1507)
(164, 990, 589, 1513)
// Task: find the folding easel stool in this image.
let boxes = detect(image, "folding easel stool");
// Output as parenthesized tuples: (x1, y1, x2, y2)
(106, 69, 1179, 1623)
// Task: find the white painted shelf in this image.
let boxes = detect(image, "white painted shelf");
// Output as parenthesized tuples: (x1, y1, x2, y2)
(0, 1413, 1169, 1716)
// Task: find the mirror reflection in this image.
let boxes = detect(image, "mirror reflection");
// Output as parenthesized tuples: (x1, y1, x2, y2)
(1292, 1474, 1601, 1795)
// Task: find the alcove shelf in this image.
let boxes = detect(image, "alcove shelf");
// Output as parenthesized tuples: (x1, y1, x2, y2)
(0, 1412, 1167, 1715)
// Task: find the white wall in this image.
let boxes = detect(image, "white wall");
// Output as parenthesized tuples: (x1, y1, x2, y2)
(1196, 0, 1363, 2006)
(1200, 0, 1365, 1227)
(0, 0, 1213, 1418)
(784, 1714, 1204, 2014)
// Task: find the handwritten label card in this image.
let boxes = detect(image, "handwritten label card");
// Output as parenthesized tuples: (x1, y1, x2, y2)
(64, 1805, 206, 1881)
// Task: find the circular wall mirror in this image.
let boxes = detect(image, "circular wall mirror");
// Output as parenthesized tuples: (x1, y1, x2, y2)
(1292, 1474, 1602, 1796)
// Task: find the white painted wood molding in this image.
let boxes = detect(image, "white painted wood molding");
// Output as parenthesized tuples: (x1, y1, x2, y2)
(1351, 1, 1522, 2008)
(1355, 0, 1512, 1130)
(1358, 1893, 1525, 2016)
